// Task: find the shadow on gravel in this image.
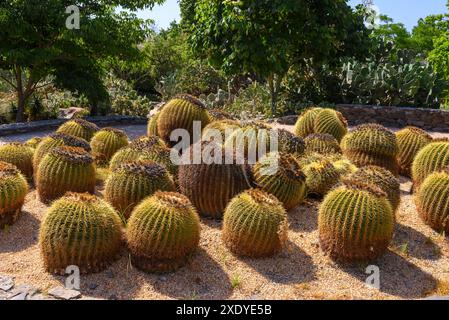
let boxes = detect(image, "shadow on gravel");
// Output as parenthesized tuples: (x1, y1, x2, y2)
(288, 201, 319, 232)
(243, 241, 317, 285)
(0, 210, 40, 253)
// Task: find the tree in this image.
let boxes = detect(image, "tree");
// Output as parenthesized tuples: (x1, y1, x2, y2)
(183, 0, 371, 115)
(0, 0, 164, 122)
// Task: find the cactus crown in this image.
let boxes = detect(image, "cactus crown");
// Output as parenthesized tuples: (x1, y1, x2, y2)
(130, 136, 164, 150)
(402, 126, 432, 138)
(70, 118, 100, 131)
(258, 152, 305, 181)
(0, 161, 20, 176)
(341, 178, 387, 198)
(242, 188, 281, 207)
(153, 191, 192, 209)
(277, 129, 305, 155)
(98, 127, 127, 138)
(116, 160, 166, 177)
(342, 123, 398, 155)
(305, 133, 341, 154)
(173, 94, 206, 109)
(49, 133, 91, 151)
(51, 146, 93, 164)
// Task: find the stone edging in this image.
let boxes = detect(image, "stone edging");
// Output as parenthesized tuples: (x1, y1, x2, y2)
(0, 116, 147, 137)
(276, 104, 449, 132)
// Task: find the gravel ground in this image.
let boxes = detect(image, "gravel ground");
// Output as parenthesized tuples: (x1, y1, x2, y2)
(0, 123, 448, 300)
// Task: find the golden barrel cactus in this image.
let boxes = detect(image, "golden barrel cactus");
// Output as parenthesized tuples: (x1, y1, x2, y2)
(222, 189, 288, 257)
(126, 191, 201, 273)
(90, 127, 129, 165)
(0, 162, 29, 228)
(39, 192, 123, 274)
(105, 161, 176, 219)
(411, 140, 449, 188)
(202, 119, 241, 144)
(294, 107, 323, 137)
(318, 182, 394, 263)
(301, 157, 340, 197)
(277, 129, 306, 157)
(304, 133, 342, 155)
(313, 109, 348, 142)
(25, 137, 43, 150)
(36, 146, 96, 203)
(0, 142, 34, 180)
(147, 111, 160, 137)
(56, 118, 99, 141)
(396, 127, 432, 177)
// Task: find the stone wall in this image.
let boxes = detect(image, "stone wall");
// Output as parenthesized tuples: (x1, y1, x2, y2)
(0, 115, 146, 136)
(276, 104, 449, 132)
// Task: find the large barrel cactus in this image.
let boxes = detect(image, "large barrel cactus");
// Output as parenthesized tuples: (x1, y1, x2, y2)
(36, 146, 96, 203)
(304, 133, 342, 155)
(253, 152, 306, 210)
(202, 119, 241, 144)
(341, 123, 399, 175)
(294, 107, 323, 137)
(178, 142, 252, 219)
(411, 140, 449, 188)
(56, 118, 99, 141)
(415, 170, 449, 233)
(313, 109, 348, 142)
(90, 127, 129, 165)
(396, 127, 432, 177)
(348, 165, 400, 212)
(39, 192, 123, 274)
(0, 142, 34, 180)
(25, 137, 43, 150)
(222, 188, 288, 257)
(318, 182, 394, 263)
(33, 133, 91, 169)
(105, 161, 176, 219)
(301, 157, 340, 197)
(147, 111, 160, 137)
(0, 162, 29, 228)
(157, 95, 210, 146)
(126, 191, 201, 273)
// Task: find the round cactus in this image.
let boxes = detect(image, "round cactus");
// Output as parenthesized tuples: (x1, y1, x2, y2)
(304, 133, 342, 155)
(90, 127, 129, 165)
(332, 157, 358, 177)
(208, 109, 236, 122)
(56, 118, 99, 141)
(341, 123, 399, 175)
(126, 191, 200, 273)
(147, 111, 160, 137)
(138, 144, 178, 178)
(313, 109, 348, 142)
(0, 142, 34, 180)
(222, 188, 288, 257)
(277, 129, 305, 157)
(36, 146, 96, 203)
(202, 119, 241, 144)
(253, 152, 307, 210)
(25, 137, 43, 149)
(157, 94, 210, 146)
(0, 162, 29, 228)
(348, 165, 400, 212)
(178, 142, 252, 219)
(294, 107, 323, 137)
(318, 182, 394, 263)
(33, 133, 91, 170)
(415, 170, 449, 233)
(39, 192, 123, 274)
(396, 127, 432, 177)
(412, 140, 449, 188)
(105, 161, 176, 219)
(302, 158, 340, 197)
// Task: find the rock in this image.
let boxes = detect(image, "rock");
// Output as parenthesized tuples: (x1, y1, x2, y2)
(58, 107, 88, 120)
(400, 181, 413, 194)
(7, 284, 39, 300)
(29, 293, 55, 300)
(423, 295, 449, 300)
(0, 275, 14, 291)
(48, 286, 82, 300)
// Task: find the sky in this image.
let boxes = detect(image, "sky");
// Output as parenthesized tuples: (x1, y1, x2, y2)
(138, 0, 448, 31)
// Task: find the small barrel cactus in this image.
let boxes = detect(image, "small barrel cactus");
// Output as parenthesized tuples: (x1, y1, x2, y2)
(341, 123, 399, 175)
(105, 161, 176, 219)
(56, 118, 99, 141)
(0, 142, 34, 180)
(208, 109, 236, 122)
(222, 188, 288, 257)
(138, 144, 178, 178)
(25, 137, 43, 150)
(277, 129, 305, 157)
(253, 152, 307, 210)
(301, 157, 340, 197)
(202, 119, 241, 144)
(415, 170, 449, 233)
(396, 127, 432, 177)
(39, 192, 123, 274)
(313, 109, 348, 142)
(318, 182, 394, 263)
(90, 127, 129, 165)
(0, 162, 29, 228)
(348, 166, 400, 212)
(178, 142, 252, 218)
(126, 191, 201, 273)
(147, 111, 160, 137)
(33, 133, 91, 169)
(157, 94, 211, 146)
(294, 107, 323, 137)
(36, 146, 96, 203)
(304, 133, 342, 155)
(412, 140, 449, 188)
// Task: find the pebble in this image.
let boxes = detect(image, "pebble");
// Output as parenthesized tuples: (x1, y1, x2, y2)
(105, 270, 115, 279)
(48, 286, 82, 300)
(0, 275, 14, 291)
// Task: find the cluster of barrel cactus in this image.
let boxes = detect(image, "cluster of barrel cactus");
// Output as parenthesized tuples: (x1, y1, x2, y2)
(295, 108, 347, 142)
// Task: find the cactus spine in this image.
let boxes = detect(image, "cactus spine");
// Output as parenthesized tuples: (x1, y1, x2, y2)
(56, 118, 99, 141)
(36, 146, 96, 203)
(396, 127, 432, 177)
(105, 161, 176, 219)
(0, 142, 34, 180)
(126, 191, 201, 273)
(411, 140, 449, 188)
(318, 182, 394, 262)
(253, 152, 306, 210)
(39, 192, 123, 274)
(0, 162, 29, 228)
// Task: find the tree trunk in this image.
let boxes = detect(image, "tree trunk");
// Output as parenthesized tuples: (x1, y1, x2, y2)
(16, 93, 26, 122)
(268, 75, 279, 116)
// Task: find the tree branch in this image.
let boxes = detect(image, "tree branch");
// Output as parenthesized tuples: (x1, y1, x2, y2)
(0, 74, 17, 90)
